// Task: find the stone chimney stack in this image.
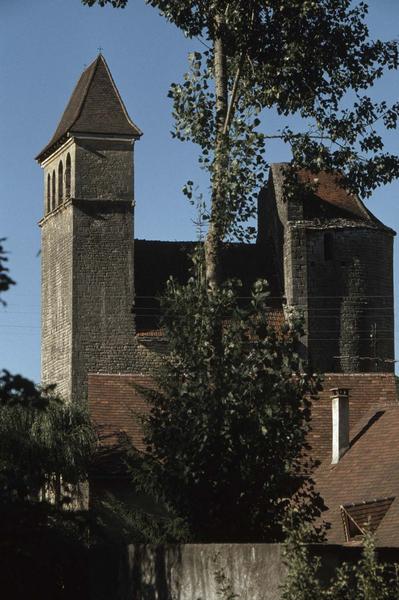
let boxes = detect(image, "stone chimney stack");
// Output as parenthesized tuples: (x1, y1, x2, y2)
(331, 388, 350, 464)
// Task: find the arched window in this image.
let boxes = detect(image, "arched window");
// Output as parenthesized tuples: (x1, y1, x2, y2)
(52, 170, 56, 211)
(65, 153, 71, 198)
(47, 173, 51, 213)
(58, 161, 63, 204)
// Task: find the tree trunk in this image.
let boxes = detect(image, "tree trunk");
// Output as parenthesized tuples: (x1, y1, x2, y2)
(205, 12, 228, 292)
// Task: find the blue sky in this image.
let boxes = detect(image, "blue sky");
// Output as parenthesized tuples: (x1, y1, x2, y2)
(1, 0, 399, 382)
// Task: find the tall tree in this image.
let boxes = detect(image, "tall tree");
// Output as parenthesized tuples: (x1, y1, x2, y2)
(83, 0, 399, 291)
(125, 275, 322, 542)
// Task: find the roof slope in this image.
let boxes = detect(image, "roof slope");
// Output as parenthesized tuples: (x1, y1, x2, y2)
(36, 54, 141, 161)
(298, 169, 372, 222)
(308, 373, 399, 546)
(89, 373, 152, 453)
(314, 406, 399, 546)
(270, 164, 393, 232)
(89, 372, 399, 546)
(308, 373, 397, 464)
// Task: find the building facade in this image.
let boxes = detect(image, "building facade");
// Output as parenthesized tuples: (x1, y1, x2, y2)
(36, 54, 395, 401)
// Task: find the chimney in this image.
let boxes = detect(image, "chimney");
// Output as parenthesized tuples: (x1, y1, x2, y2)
(331, 388, 350, 464)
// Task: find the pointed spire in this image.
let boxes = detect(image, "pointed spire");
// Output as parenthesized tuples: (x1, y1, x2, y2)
(36, 54, 142, 162)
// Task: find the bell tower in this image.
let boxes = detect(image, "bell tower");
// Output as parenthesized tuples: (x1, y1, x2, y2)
(36, 55, 142, 402)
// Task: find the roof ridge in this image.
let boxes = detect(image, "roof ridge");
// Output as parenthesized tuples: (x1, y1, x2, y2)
(70, 55, 101, 132)
(36, 54, 142, 162)
(101, 55, 143, 137)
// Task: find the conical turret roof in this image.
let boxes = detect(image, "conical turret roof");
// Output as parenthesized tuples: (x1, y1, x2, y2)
(36, 54, 142, 162)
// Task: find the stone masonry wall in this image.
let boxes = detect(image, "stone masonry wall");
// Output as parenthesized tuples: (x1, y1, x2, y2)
(306, 227, 394, 373)
(41, 137, 139, 403)
(41, 203, 73, 399)
(75, 139, 133, 201)
(71, 199, 136, 403)
(261, 164, 395, 374)
(284, 224, 309, 363)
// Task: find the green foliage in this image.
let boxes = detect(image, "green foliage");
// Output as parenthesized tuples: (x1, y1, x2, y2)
(0, 501, 90, 600)
(0, 251, 95, 597)
(170, 47, 266, 241)
(0, 240, 15, 304)
(281, 517, 399, 600)
(0, 370, 97, 505)
(281, 514, 326, 600)
(127, 267, 321, 542)
(83, 0, 399, 242)
(93, 490, 189, 543)
(0, 371, 96, 597)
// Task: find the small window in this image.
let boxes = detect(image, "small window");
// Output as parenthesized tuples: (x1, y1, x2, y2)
(58, 161, 63, 204)
(341, 497, 394, 542)
(324, 233, 333, 261)
(65, 153, 71, 198)
(52, 170, 56, 211)
(47, 174, 51, 213)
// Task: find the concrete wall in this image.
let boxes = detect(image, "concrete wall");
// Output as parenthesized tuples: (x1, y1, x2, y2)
(93, 544, 286, 600)
(91, 542, 399, 600)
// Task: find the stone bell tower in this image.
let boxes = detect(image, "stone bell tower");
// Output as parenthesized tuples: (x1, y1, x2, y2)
(36, 54, 142, 403)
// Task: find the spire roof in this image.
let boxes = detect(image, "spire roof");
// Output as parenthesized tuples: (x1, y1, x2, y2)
(36, 54, 142, 162)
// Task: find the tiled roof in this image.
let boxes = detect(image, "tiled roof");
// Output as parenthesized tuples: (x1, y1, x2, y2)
(134, 308, 286, 340)
(309, 373, 399, 546)
(88, 373, 152, 453)
(298, 170, 372, 222)
(270, 164, 392, 231)
(136, 329, 166, 338)
(308, 373, 397, 465)
(36, 54, 142, 161)
(315, 407, 399, 546)
(88, 371, 399, 546)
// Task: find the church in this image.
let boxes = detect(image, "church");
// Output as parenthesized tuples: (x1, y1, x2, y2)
(36, 54, 399, 546)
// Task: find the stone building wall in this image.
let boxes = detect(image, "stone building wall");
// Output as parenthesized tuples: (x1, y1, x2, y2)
(71, 198, 136, 403)
(258, 164, 395, 374)
(74, 138, 134, 201)
(40, 137, 141, 403)
(40, 203, 73, 399)
(306, 227, 394, 372)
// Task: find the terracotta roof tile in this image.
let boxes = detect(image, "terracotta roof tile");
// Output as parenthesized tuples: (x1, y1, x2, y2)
(36, 54, 141, 161)
(309, 373, 399, 546)
(135, 308, 285, 339)
(88, 373, 152, 453)
(89, 371, 399, 546)
(270, 164, 392, 231)
(298, 170, 371, 221)
(308, 373, 397, 465)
